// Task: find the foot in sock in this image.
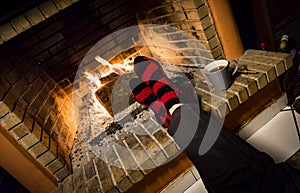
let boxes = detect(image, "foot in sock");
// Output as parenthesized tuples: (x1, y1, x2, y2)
(129, 78, 172, 127)
(133, 56, 199, 105)
(133, 56, 185, 97)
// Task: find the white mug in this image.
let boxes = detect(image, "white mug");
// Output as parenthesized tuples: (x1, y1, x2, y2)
(204, 60, 238, 90)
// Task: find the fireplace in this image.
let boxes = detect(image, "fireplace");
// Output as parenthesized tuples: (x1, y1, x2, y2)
(0, 0, 247, 192)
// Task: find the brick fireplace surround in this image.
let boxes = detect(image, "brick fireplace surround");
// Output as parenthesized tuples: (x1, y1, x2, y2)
(0, 0, 292, 193)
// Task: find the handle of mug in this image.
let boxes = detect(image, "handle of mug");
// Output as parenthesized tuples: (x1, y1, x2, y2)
(229, 59, 239, 75)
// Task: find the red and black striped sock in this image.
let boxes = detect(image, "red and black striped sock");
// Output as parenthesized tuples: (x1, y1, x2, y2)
(151, 80, 180, 114)
(129, 78, 171, 127)
(133, 56, 185, 97)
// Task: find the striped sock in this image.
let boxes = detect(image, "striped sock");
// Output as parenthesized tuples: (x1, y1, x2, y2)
(129, 78, 171, 127)
(133, 56, 185, 97)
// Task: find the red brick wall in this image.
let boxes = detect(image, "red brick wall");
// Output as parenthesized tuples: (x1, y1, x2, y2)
(0, 0, 140, 182)
(0, 0, 139, 93)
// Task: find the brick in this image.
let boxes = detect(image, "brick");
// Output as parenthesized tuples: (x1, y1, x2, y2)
(53, 0, 74, 10)
(15, 96, 29, 118)
(211, 90, 239, 111)
(39, 99, 55, 121)
(58, 124, 70, 147)
(0, 23, 18, 42)
(136, 135, 168, 166)
(57, 148, 67, 166)
(37, 150, 56, 166)
(123, 135, 155, 173)
(27, 33, 64, 57)
(204, 25, 217, 40)
(194, 88, 212, 112)
(23, 113, 34, 131)
(46, 158, 64, 173)
(164, 142, 179, 157)
(193, 76, 211, 91)
(239, 54, 285, 76)
(266, 52, 293, 69)
(244, 49, 266, 55)
(197, 4, 209, 19)
(51, 116, 62, 137)
(40, 81, 56, 100)
(208, 35, 220, 49)
(37, 21, 65, 40)
(125, 169, 144, 184)
(62, 175, 73, 193)
(50, 138, 58, 157)
(24, 66, 43, 83)
(101, 8, 122, 23)
(242, 73, 267, 90)
(53, 183, 63, 193)
(185, 9, 200, 20)
(23, 80, 44, 104)
(19, 133, 39, 149)
(113, 145, 144, 184)
(0, 112, 21, 130)
(244, 49, 292, 69)
(0, 59, 14, 77)
(41, 129, 50, 148)
(0, 102, 10, 117)
(32, 122, 43, 140)
(55, 166, 71, 181)
(94, 158, 114, 192)
(28, 95, 44, 115)
(5, 62, 31, 85)
(195, 88, 229, 116)
(211, 46, 224, 59)
(35, 115, 45, 129)
(139, 159, 155, 175)
(87, 176, 102, 193)
(109, 162, 133, 192)
(34, 50, 52, 64)
(73, 167, 87, 193)
(201, 15, 213, 30)
(29, 143, 48, 158)
(10, 123, 30, 139)
(141, 119, 160, 134)
(181, 0, 199, 9)
(227, 83, 249, 103)
(99, 0, 125, 14)
(25, 7, 46, 26)
(10, 15, 31, 34)
(3, 79, 30, 111)
(153, 129, 172, 146)
(183, 20, 204, 31)
(237, 60, 276, 82)
(84, 161, 96, 180)
(235, 76, 259, 96)
(39, 1, 59, 18)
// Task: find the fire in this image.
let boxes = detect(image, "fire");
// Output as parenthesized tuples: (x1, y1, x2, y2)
(85, 55, 134, 90)
(95, 55, 133, 76)
(83, 55, 134, 118)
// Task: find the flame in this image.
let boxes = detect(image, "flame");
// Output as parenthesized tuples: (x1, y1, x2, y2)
(85, 71, 102, 89)
(83, 55, 134, 118)
(95, 55, 133, 76)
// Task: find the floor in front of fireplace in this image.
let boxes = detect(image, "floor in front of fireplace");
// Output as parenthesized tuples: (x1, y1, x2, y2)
(161, 94, 300, 193)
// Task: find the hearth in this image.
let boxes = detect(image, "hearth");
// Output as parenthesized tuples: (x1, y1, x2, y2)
(0, 0, 245, 192)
